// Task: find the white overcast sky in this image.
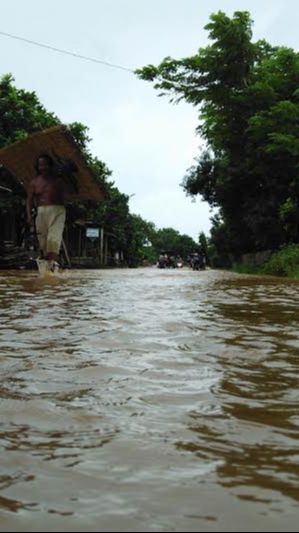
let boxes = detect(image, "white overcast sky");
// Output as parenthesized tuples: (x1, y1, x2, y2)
(1, 0, 298, 240)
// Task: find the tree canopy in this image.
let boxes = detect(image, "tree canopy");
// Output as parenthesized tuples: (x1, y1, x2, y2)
(136, 11, 299, 260)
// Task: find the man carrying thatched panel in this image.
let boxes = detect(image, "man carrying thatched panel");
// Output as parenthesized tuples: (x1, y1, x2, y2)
(26, 153, 66, 271)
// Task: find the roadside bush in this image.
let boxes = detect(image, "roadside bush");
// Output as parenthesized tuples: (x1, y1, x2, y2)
(262, 244, 299, 277)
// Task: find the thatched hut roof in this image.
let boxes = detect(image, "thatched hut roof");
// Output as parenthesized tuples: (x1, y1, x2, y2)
(0, 125, 106, 201)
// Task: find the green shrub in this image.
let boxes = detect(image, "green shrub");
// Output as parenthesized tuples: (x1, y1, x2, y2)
(262, 244, 299, 276)
(232, 264, 261, 275)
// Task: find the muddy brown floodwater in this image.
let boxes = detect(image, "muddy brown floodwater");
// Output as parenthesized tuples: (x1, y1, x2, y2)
(0, 268, 298, 532)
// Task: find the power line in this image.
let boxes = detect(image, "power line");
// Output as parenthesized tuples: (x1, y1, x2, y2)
(0, 30, 134, 73)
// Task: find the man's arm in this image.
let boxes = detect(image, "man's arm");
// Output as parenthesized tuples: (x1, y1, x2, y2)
(26, 180, 35, 225)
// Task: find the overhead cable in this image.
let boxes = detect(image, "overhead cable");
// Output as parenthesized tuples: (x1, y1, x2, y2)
(0, 30, 134, 73)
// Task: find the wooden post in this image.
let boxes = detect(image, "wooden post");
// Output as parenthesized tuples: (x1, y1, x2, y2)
(62, 238, 71, 267)
(100, 227, 104, 265)
(104, 235, 108, 265)
(78, 227, 82, 257)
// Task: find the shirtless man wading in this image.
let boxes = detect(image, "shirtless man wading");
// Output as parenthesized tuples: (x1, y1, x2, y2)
(26, 154, 66, 270)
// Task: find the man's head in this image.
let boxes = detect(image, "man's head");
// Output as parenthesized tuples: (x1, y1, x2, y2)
(35, 154, 55, 176)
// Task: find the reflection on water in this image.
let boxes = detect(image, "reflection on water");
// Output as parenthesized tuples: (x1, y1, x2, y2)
(0, 268, 299, 532)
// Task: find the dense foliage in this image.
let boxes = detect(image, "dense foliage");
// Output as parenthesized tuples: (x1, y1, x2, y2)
(136, 11, 299, 263)
(261, 244, 299, 277)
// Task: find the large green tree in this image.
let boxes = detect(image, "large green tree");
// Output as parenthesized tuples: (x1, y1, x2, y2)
(124, 214, 157, 266)
(151, 227, 197, 259)
(0, 73, 58, 147)
(136, 11, 299, 258)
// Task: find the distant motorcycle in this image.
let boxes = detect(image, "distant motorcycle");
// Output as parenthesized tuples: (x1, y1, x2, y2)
(157, 258, 167, 268)
(190, 253, 206, 271)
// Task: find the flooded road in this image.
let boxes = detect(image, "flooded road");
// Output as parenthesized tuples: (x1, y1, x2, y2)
(0, 267, 298, 532)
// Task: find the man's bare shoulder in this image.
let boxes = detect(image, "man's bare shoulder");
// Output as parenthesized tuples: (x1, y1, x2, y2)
(28, 176, 39, 192)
